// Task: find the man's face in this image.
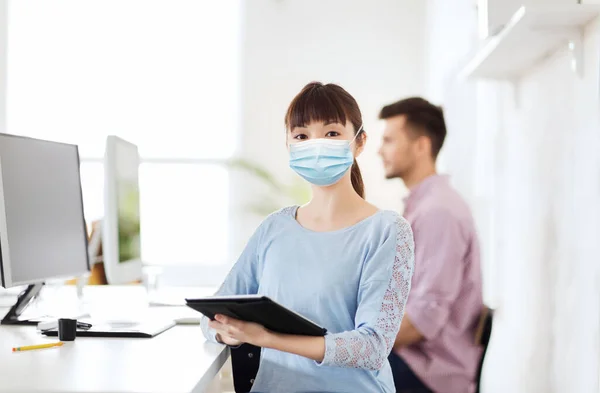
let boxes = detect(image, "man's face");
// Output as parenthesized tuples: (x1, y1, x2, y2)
(378, 115, 418, 180)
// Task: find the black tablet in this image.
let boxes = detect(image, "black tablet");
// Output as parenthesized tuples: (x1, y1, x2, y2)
(185, 295, 327, 337)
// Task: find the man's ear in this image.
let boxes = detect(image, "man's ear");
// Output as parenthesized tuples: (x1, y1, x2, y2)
(416, 135, 431, 157)
(354, 132, 367, 158)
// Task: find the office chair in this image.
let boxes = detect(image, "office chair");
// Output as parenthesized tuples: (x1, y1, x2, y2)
(231, 344, 261, 393)
(474, 306, 494, 393)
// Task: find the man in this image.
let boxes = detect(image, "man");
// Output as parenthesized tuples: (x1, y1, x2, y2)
(378, 97, 483, 393)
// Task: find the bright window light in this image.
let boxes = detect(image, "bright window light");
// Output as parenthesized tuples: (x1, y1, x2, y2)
(7, 1, 240, 266)
(139, 163, 229, 266)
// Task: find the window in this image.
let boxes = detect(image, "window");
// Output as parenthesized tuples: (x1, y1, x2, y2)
(7, 1, 241, 266)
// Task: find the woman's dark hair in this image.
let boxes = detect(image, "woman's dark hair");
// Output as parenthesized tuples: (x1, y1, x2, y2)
(284, 82, 365, 198)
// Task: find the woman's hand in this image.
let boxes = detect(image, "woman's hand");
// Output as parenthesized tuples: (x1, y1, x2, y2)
(209, 314, 326, 362)
(208, 314, 272, 347)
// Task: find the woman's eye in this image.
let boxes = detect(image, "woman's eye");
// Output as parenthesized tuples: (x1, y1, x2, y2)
(326, 131, 340, 137)
(294, 134, 308, 140)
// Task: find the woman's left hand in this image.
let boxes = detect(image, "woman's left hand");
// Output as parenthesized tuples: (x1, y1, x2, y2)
(208, 314, 273, 347)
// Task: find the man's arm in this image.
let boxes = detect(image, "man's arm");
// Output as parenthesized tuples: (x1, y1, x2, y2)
(394, 315, 424, 349)
(393, 209, 467, 350)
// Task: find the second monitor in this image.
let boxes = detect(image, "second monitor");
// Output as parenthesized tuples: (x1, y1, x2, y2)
(102, 135, 142, 285)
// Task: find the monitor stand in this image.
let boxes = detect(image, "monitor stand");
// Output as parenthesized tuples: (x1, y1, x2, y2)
(1, 283, 44, 325)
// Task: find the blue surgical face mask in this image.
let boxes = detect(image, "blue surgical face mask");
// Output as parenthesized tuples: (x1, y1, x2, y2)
(288, 126, 363, 186)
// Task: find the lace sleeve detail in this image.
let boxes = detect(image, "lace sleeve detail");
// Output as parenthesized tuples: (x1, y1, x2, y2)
(272, 205, 298, 218)
(320, 214, 415, 370)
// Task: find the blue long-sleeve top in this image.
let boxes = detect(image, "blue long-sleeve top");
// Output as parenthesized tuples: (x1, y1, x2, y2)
(202, 206, 415, 393)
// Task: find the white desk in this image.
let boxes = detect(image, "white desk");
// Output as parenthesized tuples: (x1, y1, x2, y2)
(0, 318, 228, 393)
(0, 296, 229, 393)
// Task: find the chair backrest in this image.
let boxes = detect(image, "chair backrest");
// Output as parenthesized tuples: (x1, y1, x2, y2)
(474, 306, 494, 393)
(231, 344, 261, 393)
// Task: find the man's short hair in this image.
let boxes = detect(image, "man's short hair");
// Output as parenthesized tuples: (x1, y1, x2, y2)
(379, 97, 447, 159)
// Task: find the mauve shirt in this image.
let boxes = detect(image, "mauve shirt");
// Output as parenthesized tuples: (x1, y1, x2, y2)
(396, 174, 483, 393)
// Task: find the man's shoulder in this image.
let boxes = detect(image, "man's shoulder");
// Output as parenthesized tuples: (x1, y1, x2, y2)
(410, 186, 474, 228)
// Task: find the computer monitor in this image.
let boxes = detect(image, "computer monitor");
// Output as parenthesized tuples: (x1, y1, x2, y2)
(0, 133, 90, 324)
(102, 135, 142, 284)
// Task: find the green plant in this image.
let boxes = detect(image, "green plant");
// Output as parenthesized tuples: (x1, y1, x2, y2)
(228, 158, 311, 217)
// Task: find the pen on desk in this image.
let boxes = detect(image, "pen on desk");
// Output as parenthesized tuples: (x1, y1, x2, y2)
(12, 341, 64, 352)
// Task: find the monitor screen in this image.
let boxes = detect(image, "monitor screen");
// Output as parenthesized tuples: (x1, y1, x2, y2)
(114, 142, 141, 263)
(103, 136, 142, 284)
(0, 134, 89, 288)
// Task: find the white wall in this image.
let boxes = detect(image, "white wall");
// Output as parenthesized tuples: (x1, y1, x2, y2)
(0, 0, 428, 286)
(425, 0, 600, 391)
(233, 0, 427, 251)
(0, 0, 6, 135)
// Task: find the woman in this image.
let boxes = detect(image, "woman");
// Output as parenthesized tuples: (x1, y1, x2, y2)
(201, 82, 415, 392)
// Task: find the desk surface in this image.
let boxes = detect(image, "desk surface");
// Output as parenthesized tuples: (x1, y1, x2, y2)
(0, 306, 228, 393)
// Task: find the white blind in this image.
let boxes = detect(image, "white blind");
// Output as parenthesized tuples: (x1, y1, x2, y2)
(7, 1, 241, 265)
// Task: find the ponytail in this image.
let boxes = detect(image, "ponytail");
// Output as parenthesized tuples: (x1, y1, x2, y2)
(350, 159, 365, 199)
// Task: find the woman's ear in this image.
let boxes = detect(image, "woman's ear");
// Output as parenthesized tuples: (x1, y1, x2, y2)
(354, 132, 367, 158)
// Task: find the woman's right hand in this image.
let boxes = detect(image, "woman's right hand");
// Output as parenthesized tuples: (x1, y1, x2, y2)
(210, 314, 273, 348)
(215, 332, 243, 347)
(210, 316, 244, 346)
